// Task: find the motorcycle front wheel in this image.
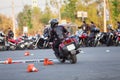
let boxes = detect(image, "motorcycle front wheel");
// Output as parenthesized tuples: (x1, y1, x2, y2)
(9, 45, 16, 50)
(115, 38, 119, 46)
(94, 39, 98, 47)
(37, 38, 44, 49)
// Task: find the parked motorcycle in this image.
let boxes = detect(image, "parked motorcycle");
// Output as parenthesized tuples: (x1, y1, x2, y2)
(36, 35, 51, 49)
(18, 36, 35, 50)
(115, 29, 120, 46)
(94, 32, 107, 47)
(88, 27, 100, 47)
(6, 35, 34, 50)
(106, 29, 115, 46)
(7, 37, 21, 50)
(75, 30, 88, 47)
(79, 32, 88, 47)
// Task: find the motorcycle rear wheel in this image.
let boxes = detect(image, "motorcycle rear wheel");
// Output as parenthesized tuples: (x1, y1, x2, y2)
(69, 54, 77, 64)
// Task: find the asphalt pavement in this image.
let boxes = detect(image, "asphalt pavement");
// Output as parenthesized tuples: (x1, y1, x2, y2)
(0, 47, 120, 80)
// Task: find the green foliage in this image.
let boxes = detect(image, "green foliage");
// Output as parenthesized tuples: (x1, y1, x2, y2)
(15, 0, 120, 34)
(63, 0, 78, 22)
(17, 4, 53, 35)
(112, 0, 120, 20)
(17, 5, 32, 30)
(50, 0, 59, 8)
(27, 9, 32, 29)
(40, 2, 52, 24)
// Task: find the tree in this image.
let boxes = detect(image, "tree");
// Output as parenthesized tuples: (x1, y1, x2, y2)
(63, 0, 78, 22)
(112, 0, 120, 21)
(40, 1, 52, 24)
(31, 7, 43, 34)
(50, 0, 63, 21)
(0, 14, 12, 34)
(17, 5, 32, 34)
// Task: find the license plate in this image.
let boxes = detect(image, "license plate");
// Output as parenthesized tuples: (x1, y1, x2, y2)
(67, 44, 75, 51)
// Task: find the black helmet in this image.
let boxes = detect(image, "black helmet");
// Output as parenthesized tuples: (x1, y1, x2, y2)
(50, 19, 59, 28)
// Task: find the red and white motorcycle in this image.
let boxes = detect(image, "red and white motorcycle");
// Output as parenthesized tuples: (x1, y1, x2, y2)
(54, 35, 80, 64)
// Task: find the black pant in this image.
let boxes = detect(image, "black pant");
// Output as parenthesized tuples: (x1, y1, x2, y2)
(53, 40, 61, 57)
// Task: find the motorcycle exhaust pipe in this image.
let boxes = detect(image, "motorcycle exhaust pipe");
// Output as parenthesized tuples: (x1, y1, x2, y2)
(76, 50, 80, 55)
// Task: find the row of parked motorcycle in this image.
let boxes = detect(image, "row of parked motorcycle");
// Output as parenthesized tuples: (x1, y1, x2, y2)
(0, 27, 120, 51)
(75, 28, 120, 47)
(0, 33, 51, 51)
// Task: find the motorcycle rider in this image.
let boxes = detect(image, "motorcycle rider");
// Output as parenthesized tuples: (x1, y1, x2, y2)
(49, 19, 69, 58)
(80, 21, 90, 34)
(7, 28, 14, 39)
(89, 21, 100, 36)
(88, 21, 100, 46)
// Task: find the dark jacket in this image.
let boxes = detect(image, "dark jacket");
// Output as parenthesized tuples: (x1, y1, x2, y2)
(81, 23, 90, 33)
(49, 25, 68, 42)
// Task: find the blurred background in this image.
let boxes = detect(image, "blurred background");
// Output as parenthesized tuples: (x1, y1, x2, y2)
(0, 0, 120, 37)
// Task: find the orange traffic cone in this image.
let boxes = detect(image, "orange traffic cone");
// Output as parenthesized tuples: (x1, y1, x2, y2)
(24, 51, 30, 56)
(43, 58, 54, 66)
(47, 60, 54, 65)
(27, 64, 38, 72)
(44, 58, 48, 66)
(4, 58, 12, 64)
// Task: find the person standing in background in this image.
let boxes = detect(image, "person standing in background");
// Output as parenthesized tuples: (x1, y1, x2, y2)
(7, 28, 14, 39)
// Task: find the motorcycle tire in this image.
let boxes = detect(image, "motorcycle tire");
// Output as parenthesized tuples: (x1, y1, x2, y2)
(94, 40, 98, 47)
(37, 38, 44, 49)
(106, 38, 111, 46)
(69, 54, 77, 64)
(0, 46, 6, 51)
(9, 46, 16, 51)
(17, 43, 26, 50)
(28, 44, 35, 49)
(115, 39, 119, 46)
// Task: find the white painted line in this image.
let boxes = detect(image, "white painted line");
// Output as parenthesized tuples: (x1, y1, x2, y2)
(0, 59, 59, 64)
(80, 50, 85, 54)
